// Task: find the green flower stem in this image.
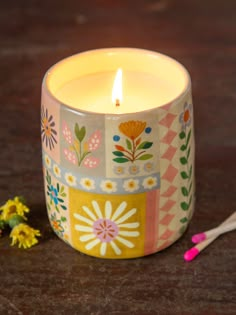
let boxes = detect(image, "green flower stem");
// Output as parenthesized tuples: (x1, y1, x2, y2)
(73, 144, 81, 166)
(134, 150, 146, 160)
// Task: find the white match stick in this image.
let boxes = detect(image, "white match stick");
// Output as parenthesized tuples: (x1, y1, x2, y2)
(192, 220, 236, 244)
(184, 211, 236, 262)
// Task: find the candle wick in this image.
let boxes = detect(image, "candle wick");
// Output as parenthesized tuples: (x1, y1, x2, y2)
(115, 99, 120, 107)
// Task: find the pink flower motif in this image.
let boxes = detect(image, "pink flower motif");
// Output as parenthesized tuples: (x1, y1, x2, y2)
(93, 219, 119, 242)
(62, 121, 73, 144)
(87, 130, 101, 151)
(83, 157, 100, 168)
(64, 149, 76, 164)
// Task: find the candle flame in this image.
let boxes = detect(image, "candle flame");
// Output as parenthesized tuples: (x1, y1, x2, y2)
(112, 68, 123, 107)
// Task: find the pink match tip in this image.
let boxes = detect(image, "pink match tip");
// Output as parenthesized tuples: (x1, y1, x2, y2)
(184, 247, 200, 262)
(191, 232, 206, 244)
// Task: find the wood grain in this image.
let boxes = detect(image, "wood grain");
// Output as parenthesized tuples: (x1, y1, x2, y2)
(0, 1, 236, 314)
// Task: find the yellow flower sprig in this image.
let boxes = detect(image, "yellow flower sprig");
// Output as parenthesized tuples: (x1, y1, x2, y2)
(0, 196, 41, 249)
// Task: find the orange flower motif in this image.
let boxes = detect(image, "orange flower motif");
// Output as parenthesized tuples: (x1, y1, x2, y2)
(119, 120, 146, 140)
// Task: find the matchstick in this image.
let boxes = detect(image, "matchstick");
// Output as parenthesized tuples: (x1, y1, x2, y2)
(192, 220, 236, 244)
(184, 211, 236, 262)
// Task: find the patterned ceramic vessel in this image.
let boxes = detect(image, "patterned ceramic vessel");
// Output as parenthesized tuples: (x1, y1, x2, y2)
(41, 48, 195, 259)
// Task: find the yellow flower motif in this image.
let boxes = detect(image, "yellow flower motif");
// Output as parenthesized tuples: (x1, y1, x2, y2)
(10, 223, 41, 249)
(119, 120, 146, 140)
(53, 164, 61, 178)
(65, 172, 77, 186)
(0, 197, 29, 221)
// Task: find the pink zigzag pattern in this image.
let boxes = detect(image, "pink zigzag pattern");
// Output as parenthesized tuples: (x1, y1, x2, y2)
(157, 110, 178, 249)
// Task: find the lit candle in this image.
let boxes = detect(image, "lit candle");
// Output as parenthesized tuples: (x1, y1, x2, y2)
(49, 48, 189, 114)
(112, 68, 123, 107)
(42, 48, 194, 259)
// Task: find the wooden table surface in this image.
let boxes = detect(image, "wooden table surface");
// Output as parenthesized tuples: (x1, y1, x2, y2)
(0, 0, 236, 314)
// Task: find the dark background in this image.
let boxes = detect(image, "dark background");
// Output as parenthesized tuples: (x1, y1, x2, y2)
(0, 1, 235, 314)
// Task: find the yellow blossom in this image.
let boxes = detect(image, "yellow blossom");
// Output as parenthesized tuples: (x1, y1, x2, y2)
(119, 120, 146, 140)
(0, 197, 29, 221)
(10, 223, 41, 249)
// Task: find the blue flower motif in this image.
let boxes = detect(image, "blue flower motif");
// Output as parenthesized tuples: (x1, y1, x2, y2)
(145, 127, 152, 134)
(144, 162, 154, 172)
(49, 185, 59, 205)
(113, 135, 120, 142)
(113, 165, 125, 175)
(128, 164, 140, 175)
(179, 102, 192, 129)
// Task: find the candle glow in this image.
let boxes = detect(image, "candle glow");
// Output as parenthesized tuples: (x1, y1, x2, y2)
(112, 68, 123, 107)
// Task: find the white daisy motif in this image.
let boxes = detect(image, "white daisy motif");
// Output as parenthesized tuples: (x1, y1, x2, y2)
(80, 178, 95, 191)
(123, 179, 139, 192)
(100, 180, 117, 193)
(142, 176, 157, 189)
(65, 172, 77, 186)
(44, 154, 51, 169)
(53, 164, 61, 178)
(74, 200, 140, 256)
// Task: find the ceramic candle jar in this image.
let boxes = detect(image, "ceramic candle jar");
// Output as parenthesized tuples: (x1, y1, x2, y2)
(41, 48, 195, 258)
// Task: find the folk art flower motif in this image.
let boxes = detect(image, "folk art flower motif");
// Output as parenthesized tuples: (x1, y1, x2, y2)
(46, 171, 67, 211)
(62, 121, 101, 168)
(128, 164, 140, 175)
(142, 176, 157, 189)
(80, 178, 95, 191)
(53, 164, 61, 178)
(100, 180, 117, 193)
(44, 154, 52, 169)
(179, 102, 193, 233)
(65, 172, 77, 187)
(113, 165, 125, 175)
(123, 179, 139, 192)
(119, 120, 146, 140)
(49, 212, 68, 241)
(113, 120, 153, 164)
(41, 106, 57, 150)
(179, 102, 192, 129)
(74, 200, 140, 256)
(144, 162, 154, 172)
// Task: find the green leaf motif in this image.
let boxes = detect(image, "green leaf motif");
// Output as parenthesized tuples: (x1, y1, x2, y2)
(137, 141, 153, 150)
(57, 183, 60, 192)
(61, 205, 67, 210)
(188, 181, 193, 193)
(187, 147, 191, 159)
(46, 171, 51, 185)
(179, 131, 186, 139)
(61, 216, 67, 222)
(181, 202, 189, 211)
(180, 157, 188, 165)
(126, 139, 132, 150)
(60, 193, 66, 197)
(137, 154, 153, 161)
(181, 187, 189, 196)
(75, 123, 86, 142)
(112, 151, 124, 157)
(113, 157, 129, 163)
(181, 144, 186, 151)
(180, 217, 188, 223)
(186, 129, 192, 147)
(181, 171, 189, 179)
(189, 165, 193, 179)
